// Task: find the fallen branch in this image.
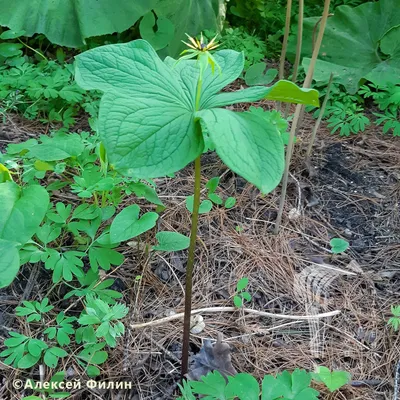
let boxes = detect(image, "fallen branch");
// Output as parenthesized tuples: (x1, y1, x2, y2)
(130, 307, 341, 329)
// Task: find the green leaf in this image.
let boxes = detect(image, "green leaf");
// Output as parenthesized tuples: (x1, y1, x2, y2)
(0, 182, 49, 244)
(198, 110, 284, 195)
(224, 197, 236, 209)
(28, 134, 84, 161)
(186, 196, 213, 214)
(88, 246, 124, 272)
(110, 205, 158, 242)
(204, 81, 320, 109)
(225, 373, 259, 399)
(18, 353, 41, 369)
(0, 0, 159, 47)
(0, 30, 25, 40)
(0, 240, 20, 288)
(0, 42, 23, 58)
(206, 177, 220, 194)
(311, 366, 351, 392)
(75, 40, 317, 187)
(236, 277, 249, 292)
(153, 231, 190, 251)
(330, 238, 349, 254)
(129, 182, 164, 206)
(75, 40, 205, 178)
(155, 0, 222, 57)
(233, 296, 243, 308)
(190, 370, 228, 398)
(208, 193, 223, 205)
(139, 12, 175, 51)
(291, 0, 400, 93)
(245, 63, 278, 86)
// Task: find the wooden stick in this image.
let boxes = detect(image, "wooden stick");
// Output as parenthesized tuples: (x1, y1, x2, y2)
(130, 307, 341, 329)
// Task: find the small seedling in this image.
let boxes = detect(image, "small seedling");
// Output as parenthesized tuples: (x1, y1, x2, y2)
(388, 305, 400, 331)
(311, 366, 351, 392)
(233, 277, 251, 308)
(330, 238, 349, 254)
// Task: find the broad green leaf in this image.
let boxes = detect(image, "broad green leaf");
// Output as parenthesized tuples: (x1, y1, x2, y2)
(110, 205, 158, 242)
(75, 40, 204, 178)
(205, 82, 319, 109)
(153, 231, 190, 251)
(0, 42, 23, 58)
(0, 182, 49, 244)
(0, 240, 20, 288)
(198, 109, 284, 195)
(139, 12, 175, 51)
(289, 0, 400, 93)
(0, 0, 159, 47)
(311, 366, 351, 392)
(245, 63, 278, 86)
(0, 30, 25, 40)
(155, 0, 222, 57)
(28, 134, 84, 161)
(75, 40, 318, 187)
(0, 163, 12, 183)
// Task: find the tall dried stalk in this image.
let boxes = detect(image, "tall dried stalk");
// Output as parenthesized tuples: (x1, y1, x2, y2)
(274, 0, 332, 235)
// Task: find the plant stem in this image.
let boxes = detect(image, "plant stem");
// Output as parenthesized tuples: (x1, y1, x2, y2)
(306, 72, 334, 160)
(181, 155, 201, 377)
(274, 0, 331, 235)
(181, 66, 204, 377)
(18, 38, 47, 61)
(278, 0, 293, 111)
(284, 0, 304, 118)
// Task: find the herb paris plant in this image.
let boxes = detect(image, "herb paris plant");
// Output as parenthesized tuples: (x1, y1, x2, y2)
(74, 38, 319, 375)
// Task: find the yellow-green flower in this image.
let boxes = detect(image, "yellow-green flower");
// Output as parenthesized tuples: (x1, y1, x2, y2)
(179, 33, 221, 74)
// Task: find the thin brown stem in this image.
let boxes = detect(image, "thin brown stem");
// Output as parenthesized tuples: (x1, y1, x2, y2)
(278, 0, 293, 111)
(284, 0, 304, 118)
(274, 0, 331, 235)
(306, 72, 334, 160)
(181, 155, 201, 377)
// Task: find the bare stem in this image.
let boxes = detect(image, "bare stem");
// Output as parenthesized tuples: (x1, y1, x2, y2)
(284, 0, 304, 118)
(279, 0, 293, 80)
(274, 0, 331, 235)
(278, 0, 293, 111)
(306, 72, 334, 160)
(181, 155, 201, 377)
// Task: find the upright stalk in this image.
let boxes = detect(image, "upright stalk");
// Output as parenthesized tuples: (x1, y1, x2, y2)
(278, 0, 293, 111)
(274, 0, 331, 235)
(284, 0, 304, 118)
(306, 73, 333, 160)
(279, 0, 293, 81)
(181, 71, 204, 377)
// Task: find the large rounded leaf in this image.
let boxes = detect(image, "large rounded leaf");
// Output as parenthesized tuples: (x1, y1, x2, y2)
(0, 182, 49, 244)
(0, 240, 20, 289)
(0, 0, 158, 47)
(75, 40, 317, 189)
(198, 109, 285, 194)
(156, 0, 223, 57)
(288, 0, 400, 93)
